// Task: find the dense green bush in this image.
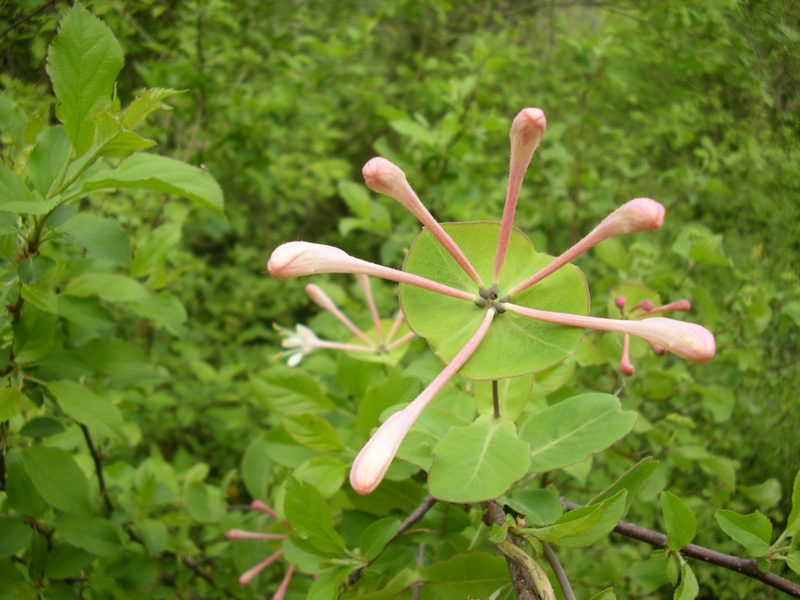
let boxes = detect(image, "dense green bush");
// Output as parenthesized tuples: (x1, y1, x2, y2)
(1, 1, 799, 598)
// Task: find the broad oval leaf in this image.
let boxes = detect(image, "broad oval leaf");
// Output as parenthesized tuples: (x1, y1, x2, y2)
(429, 416, 530, 503)
(400, 223, 589, 380)
(661, 491, 697, 550)
(22, 446, 92, 515)
(519, 393, 637, 473)
(714, 509, 772, 557)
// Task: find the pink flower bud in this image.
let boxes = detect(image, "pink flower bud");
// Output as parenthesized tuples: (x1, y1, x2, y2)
(640, 300, 654, 312)
(628, 317, 715, 362)
(620, 333, 635, 376)
(362, 157, 405, 196)
(250, 500, 278, 518)
(614, 296, 626, 310)
(603, 198, 665, 235)
(268, 242, 353, 278)
(510, 108, 546, 158)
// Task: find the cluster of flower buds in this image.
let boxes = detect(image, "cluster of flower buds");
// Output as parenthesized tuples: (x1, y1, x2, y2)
(268, 106, 716, 496)
(274, 275, 415, 366)
(226, 500, 294, 595)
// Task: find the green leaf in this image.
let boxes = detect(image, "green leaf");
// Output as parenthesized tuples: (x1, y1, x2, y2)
(714, 509, 772, 557)
(558, 491, 627, 547)
(338, 180, 371, 219)
(282, 535, 321, 574)
(661, 492, 697, 550)
(21, 284, 59, 313)
(17, 256, 46, 285)
(787, 470, 800, 536)
(421, 553, 509, 599)
(307, 567, 350, 600)
(400, 223, 588, 379)
(590, 589, 617, 600)
(57, 213, 132, 264)
(390, 120, 436, 147)
(590, 457, 658, 515)
(83, 153, 224, 216)
(64, 272, 149, 303)
(520, 393, 637, 472)
(0, 160, 29, 204)
(356, 373, 419, 438)
(293, 456, 346, 499)
(47, 2, 124, 156)
(121, 88, 181, 130)
(673, 561, 699, 600)
(91, 109, 156, 158)
(0, 387, 26, 420)
(506, 489, 564, 526)
(137, 519, 168, 556)
(130, 221, 182, 277)
(46, 544, 94, 578)
(739, 478, 781, 509)
(19, 416, 66, 438)
(359, 517, 401, 560)
(429, 416, 531, 503)
(474, 375, 533, 422)
(48, 380, 124, 439)
(283, 414, 343, 452)
(785, 552, 800, 575)
(250, 368, 336, 414)
(185, 481, 225, 523)
(55, 514, 121, 556)
(127, 292, 187, 336)
(27, 125, 70, 198)
(0, 518, 32, 558)
(13, 304, 56, 364)
(284, 476, 345, 555)
(22, 446, 92, 515)
(0, 95, 27, 146)
(4, 449, 48, 516)
(241, 437, 272, 500)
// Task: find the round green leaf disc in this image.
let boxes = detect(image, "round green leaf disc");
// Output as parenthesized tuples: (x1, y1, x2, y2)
(400, 222, 589, 380)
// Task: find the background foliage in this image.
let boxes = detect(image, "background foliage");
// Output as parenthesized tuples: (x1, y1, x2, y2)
(1, 0, 799, 598)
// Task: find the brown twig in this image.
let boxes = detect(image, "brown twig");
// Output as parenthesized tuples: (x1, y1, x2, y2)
(79, 425, 114, 513)
(542, 541, 575, 600)
(562, 500, 800, 598)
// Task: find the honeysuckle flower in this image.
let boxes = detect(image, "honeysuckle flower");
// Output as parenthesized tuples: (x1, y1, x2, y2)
(274, 323, 375, 366)
(267, 106, 716, 494)
(228, 500, 295, 594)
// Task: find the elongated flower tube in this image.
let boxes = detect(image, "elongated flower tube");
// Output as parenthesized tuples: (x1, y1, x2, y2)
(493, 108, 547, 284)
(305, 283, 374, 346)
(226, 530, 288, 541)
(239, 549, 283, 585)
(350, 308, 497, 494)
(502, 304, 715, 363)
(269, 241, 477, 302)
(272, 564, 296, 600)
(356, 273, 383, 342)
(363, 157, 484, 288)
(507, 198, 665, 296)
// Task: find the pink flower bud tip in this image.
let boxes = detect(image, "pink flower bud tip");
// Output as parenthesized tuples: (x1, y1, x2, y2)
(511, 108, 547, 147)
(267, 242, 352, 279)
(671, 299, 691, 312)
(607, 198, 665, 235)
(362, 157, 405, 195)
(350, 409, 416, 495)
(640, 300, 654, 312)
(614, 296, 626, 310)
(639, 317, 716, 363)
(620, 360, 635, 376)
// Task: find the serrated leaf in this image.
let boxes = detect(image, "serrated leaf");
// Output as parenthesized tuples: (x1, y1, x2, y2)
(787, 470, 800, 536)
(284, 476, 345, 555)
(673, 561, 699, 600)
(47, 2, 124, 156)
(48, 379, 124, 439)
(401, 223, 588, 380)
(22, 446, 92, 515)
(429, 416, 530, 503)
(714, 509, 773, 557)
(0, 387, 26, 420)
(520, 393, 637, 472)
(785, 552, 800, 575)
(57, 213, 131, 264)
(121, 88, 181, 130)
(92, 109, 156, 158)
(55, 514, 121, 556)
(359, 518, 401, 560)
(661, 492, 697, 550)
(82, 153, 224, 216)
(283, 414, 343, 452)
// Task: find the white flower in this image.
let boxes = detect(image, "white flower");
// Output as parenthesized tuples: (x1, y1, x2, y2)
(274, 324, 320, 366)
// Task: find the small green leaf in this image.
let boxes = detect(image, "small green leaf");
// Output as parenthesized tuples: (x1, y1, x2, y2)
(21, 284, 59, 313)
(0, 518, 32, 558)
(48, 380, 124, 439)
(390, 120, 436, 147)
(46, 544, 94, 579)
(130, 221, 182, 277)
(83, 153, 224, 216)
(283, 414, 342, 452)
(121, 88, 181, 130)
(27, 125, 70, 198)
(13, 305, 56, 364)
(307, 567, 350, 600)
(19, 416, 66, 438)
(559, 491, 627, 548)
(787, 470, 800, 536)
(4, 450, 47, 516)
(0, 95, 28, 146)
(293, 456, 346, 499)
(739, 478, 781, 509)
(359, 518, 401, 560)
(17, 256, 46, 285)
(0, 387, 26, 420)
(137, 519, 168, 556)
(241, 437, 272, 500)
(92, 109, 156, 158)
(591, 589, 617, 600)
(506, 489, 564, 526)
(338, 180, 371, 219)
(47, 2, 124, 156)
(785, 552, 800, 575)
(356, 373, 419, 438)
(55, 514, 122, 556)
(127, 292, 187, 336)
(673, 561, 699, 600)
(64, 272, 149, 303)
(185, 481, 225, 523)
(661, 492, 697, 550)
(57, 213, 132, 264)
(250, 368, 336, 414)
(0, 160, 29, 204)
(22, 446, 92, 515)
(429, 416, 531, 503)
(714, 509, 773, 557)
(284, 476, 345, 555)
(520, 393, 637, 472)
